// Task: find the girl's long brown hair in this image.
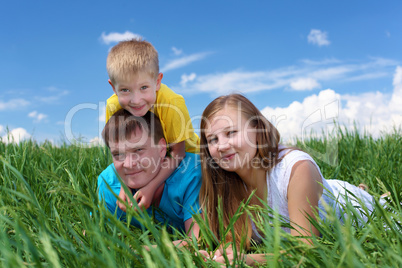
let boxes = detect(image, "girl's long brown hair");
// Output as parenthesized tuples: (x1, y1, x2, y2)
(199, 94, 281, 249)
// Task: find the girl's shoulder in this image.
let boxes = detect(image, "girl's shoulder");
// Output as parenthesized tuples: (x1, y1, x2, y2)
(277, 146, 315, 167)
(269, 147, 324, 197)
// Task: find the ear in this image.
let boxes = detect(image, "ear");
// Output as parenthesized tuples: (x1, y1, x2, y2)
(156, 73, 163, 91)
(109, 79, 117, 94)
(157, 137, 167, 158)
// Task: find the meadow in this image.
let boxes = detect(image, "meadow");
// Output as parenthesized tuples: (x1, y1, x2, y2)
(1, 127, 401, 267)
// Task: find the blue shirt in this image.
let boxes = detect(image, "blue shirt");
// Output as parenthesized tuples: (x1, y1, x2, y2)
(97, 153, 202, 232)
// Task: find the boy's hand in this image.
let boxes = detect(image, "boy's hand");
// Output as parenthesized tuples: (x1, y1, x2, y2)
(116, 185, 132, 212)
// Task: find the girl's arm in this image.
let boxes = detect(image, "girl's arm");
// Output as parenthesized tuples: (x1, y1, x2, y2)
(287, 160, 323, 244)
(213, 247, 277, 266)
(171, 218, 200, 248)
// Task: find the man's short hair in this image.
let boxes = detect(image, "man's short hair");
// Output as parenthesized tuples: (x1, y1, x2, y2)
(106, 38, 159, 84)
(102, 109, 164, 148)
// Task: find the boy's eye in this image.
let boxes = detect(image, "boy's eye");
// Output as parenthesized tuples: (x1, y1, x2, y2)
(228, 130, 237, 136)
(140, 86, 148, 90)
(120, 88, 129, 93)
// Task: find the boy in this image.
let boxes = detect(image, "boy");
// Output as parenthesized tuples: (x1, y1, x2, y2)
(105, 39, 199, 210)
(98, 109, 201, 234)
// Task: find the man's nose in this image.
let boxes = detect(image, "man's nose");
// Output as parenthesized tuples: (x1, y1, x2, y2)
(123, 153, 139, 168)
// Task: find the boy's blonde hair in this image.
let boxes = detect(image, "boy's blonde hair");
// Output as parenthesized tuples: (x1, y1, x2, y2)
(106, 39, 159, 84)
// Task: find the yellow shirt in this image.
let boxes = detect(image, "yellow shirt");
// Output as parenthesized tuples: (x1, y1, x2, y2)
(105, 84, 199, 153)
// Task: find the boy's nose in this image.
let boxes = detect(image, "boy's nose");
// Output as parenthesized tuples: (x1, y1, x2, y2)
(129, 94, 141, 105)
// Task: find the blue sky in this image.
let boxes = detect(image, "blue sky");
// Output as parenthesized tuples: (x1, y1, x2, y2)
(1, 0, 401, 145)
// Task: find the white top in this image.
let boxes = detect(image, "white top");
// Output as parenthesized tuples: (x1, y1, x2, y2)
(253, 147, 374, 235)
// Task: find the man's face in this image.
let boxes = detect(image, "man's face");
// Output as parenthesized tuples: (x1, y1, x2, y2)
(109, 129, 166, 189)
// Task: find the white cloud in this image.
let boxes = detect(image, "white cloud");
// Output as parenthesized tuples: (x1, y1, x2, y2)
(161, 52, 211, 73)
(290, 78, 320, 91)
(175, 57, 398, 95)
(261, 89, 340, 143)
(345, 72, 388, 82)
(36, 88, 69, 103)
(308, 29, 330, 46)
(1, 128, 31, 144)
(389, 66, 402, 113)
(100, 31, 142, 45)
(175, 70, 289, 95)
(172, 47, 183, 56)
(260, 66, 402, 144)
(180, 73, 197, 87)
(0, 98, 30, 111)
(89, 136, 105, 147)
(28, 111, 48, 122)
(301, 58, 341, 65)
(386, 31, 391, 38)
(98, 103, 106, 123)
(310, 66, 353, 80)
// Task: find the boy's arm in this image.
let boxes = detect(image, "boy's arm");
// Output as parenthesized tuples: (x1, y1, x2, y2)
(132, 141, 186, 210)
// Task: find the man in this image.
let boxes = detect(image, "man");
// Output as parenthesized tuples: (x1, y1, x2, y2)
(97, 109, 201, 234)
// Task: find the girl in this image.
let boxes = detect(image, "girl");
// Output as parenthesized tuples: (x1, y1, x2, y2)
(199, 94, 375, 265)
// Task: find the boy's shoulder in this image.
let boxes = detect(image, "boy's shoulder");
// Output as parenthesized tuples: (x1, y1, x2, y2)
(156, 83, 184, 103)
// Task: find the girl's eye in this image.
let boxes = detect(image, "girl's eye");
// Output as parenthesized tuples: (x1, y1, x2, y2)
(207, 137, 217, 145)
(228, 130, 237, 136)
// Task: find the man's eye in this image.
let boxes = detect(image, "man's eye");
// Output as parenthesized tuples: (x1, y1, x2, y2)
(113, 154, 125, 161)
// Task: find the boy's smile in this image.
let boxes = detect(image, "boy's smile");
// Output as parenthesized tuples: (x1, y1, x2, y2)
(110, 72, 163, 116)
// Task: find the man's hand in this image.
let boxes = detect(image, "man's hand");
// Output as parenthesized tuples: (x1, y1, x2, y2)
(116, 185, 132, 212)
(133, 187, 153, 210)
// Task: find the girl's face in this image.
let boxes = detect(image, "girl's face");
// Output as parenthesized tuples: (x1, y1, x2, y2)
(204, 106, 258, 176)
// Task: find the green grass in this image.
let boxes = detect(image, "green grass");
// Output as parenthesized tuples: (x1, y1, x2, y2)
(1, 127, 401, 267)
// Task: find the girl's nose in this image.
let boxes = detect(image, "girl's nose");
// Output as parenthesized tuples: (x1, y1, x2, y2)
(217, 139, 230, 152)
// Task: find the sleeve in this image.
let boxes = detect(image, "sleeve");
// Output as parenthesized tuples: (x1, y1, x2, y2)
(105, 94, 122, 123)
(97, 165, 145, 228)
(180, 168, 202, 222)
(155, 86, 195, 145)
(97, 164, 121, 214)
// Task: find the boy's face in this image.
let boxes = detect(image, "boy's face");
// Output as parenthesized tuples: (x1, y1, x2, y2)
(109, 72, 163, 116)
(109, 128, 166, 189)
